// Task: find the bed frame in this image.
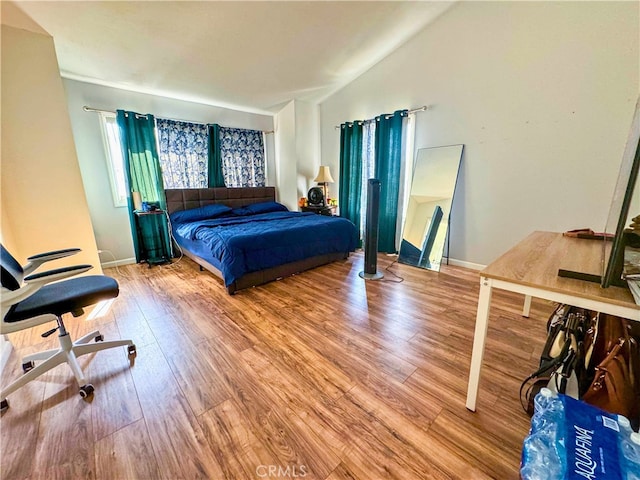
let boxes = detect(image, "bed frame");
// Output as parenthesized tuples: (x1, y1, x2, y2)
(165, 187, 348, 294)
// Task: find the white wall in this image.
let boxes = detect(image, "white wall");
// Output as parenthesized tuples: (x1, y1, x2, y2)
(320, 1, 639, 266)
(1, 6, 101, 271)
(1, 188, 17, 253)
(63, 79, 275, 262)
(274, 100, 298, 209)
(295, 100, 322, 201)
(273, 99, 324, 210)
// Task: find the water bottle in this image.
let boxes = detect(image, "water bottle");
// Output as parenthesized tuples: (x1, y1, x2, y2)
(522, 391, 639, 480)
(521, 388, 566, 480)
(618, 415, 634, 436)
(619, 428, 640, 480)
(534, 388, 564, 423)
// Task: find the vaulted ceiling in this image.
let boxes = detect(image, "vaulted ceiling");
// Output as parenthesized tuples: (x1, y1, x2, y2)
(14, 1, 453, 114)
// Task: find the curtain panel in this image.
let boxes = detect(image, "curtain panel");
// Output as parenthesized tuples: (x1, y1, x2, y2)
(375, 109, 408, 253)
(216, 127, 266, 187)
(116, 110, 171, 262)
(360, 121, 376, 239)
(338, 122, 364, 240)
(207, 124, 226, 187)
(156, 118, 208, 188)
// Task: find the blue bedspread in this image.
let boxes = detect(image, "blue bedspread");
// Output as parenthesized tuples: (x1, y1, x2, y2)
(173, 211, 357, 286)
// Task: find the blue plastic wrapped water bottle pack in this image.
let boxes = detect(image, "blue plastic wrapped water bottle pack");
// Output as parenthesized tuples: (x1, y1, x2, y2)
(521, 388, 640, 480)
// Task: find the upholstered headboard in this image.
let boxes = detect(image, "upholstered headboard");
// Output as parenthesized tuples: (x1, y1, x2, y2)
(165, 187, 276, 215)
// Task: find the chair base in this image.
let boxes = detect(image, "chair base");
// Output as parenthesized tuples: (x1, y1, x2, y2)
(1, 317, 135, 412)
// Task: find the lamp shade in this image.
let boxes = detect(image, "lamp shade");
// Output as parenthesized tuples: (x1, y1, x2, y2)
(132, 191, 143, 211)
(314, 165, 335, 183)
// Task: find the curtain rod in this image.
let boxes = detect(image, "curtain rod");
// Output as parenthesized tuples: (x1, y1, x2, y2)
(333, 105, 429, 129)
(83, 106, 275, 134)
(84, 106, 149, 119)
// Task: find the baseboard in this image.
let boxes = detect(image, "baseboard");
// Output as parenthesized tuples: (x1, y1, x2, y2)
(100, 257, 136, 268)
(444, 257, 486, 271)
(0, 335, 13, 377)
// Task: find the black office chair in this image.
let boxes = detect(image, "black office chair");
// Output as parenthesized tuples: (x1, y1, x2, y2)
(0, 244, 136, 413)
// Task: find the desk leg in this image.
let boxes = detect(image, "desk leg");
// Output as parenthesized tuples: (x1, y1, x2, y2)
(522, 295, 532, 318)
(466, 276, 493, 412)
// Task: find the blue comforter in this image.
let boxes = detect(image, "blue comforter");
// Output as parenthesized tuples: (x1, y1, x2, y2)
(174, 211, 357, 286)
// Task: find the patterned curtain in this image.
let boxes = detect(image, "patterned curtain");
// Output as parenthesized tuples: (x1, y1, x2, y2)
(218, 127, 266, 187)
(156, 118, 208, 188)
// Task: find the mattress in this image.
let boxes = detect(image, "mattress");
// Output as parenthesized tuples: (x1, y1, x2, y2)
(172, 211, 357, 286)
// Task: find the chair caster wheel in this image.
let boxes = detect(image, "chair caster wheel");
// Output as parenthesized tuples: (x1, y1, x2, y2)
(0, 399, 9, 414)
(94, 334, 104, 342)
(79, 384, 94, 399)
(22, 361, 35, 373)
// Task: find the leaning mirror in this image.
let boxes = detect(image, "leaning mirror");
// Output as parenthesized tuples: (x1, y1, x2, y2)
(398, 145, 463, 272)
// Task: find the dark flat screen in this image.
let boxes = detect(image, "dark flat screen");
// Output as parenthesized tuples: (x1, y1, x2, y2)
(601, 98, 640, 288)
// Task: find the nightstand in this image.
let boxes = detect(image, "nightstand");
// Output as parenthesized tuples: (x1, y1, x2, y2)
(134, 210, 171, 266)
(301, 205, 336, 216)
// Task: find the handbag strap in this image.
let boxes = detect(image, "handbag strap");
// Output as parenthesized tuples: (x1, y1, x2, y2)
(519, 337, 571, 412)
(551, 348, 578, 395)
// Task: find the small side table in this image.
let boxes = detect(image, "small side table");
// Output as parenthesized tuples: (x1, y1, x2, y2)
(134, 210, 171, 267)
(301, 205, 336, 216)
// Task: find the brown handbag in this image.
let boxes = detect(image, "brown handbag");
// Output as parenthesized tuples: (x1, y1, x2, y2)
(582, 339, 637, 419)
(588, 313, 628, 369)
(581, 311, 640, 425)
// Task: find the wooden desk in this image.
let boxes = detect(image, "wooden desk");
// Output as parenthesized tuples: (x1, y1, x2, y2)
(465, 231, 640, 411)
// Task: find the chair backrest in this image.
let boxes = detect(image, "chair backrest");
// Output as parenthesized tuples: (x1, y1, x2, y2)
(1, 244, 23, 291)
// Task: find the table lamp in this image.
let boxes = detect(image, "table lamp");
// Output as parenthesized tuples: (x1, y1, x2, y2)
(313, 166, 334, 206)
(132, 191, 143, 211)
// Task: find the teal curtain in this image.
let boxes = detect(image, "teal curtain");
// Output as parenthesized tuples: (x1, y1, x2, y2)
(375, 110, 407, 253)
(339, 122, 364, 240)
(116, 110, 171, 262)
(207, 124, 226, 187)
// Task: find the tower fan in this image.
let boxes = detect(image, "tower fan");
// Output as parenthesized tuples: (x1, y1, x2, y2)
(359, 178, 384, 280)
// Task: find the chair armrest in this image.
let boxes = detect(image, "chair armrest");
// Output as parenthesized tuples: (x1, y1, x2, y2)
(23, 248, 82, 276)
(2, 265, 93, 309)
(24, 264, 92, 283)
(26, 248, 81, 262)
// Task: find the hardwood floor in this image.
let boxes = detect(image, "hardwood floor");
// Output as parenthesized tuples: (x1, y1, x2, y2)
(1, 252, 553, 479)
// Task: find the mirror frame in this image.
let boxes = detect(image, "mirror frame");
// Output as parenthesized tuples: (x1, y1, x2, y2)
(398, 144, 463, 272)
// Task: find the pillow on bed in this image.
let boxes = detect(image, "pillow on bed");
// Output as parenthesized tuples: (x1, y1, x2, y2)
(232, 201, 289, 216)
(170, 204, 232, 224)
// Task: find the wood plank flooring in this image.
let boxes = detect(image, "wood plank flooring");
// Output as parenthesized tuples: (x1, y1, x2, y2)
(0, 252, 554, 479)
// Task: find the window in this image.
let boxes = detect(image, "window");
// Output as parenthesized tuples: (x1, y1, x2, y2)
(339, 110, 413, 252)
(360, 121, 376, 235)
(98, 113, 268, 205)
(156, 118, 208, 188)
(219, 127, 266, 187)
(357, 117, 413, 244)
(99, 113, 128, 207)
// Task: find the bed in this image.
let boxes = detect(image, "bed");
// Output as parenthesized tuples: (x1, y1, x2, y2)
(165, 187, 358, 294)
